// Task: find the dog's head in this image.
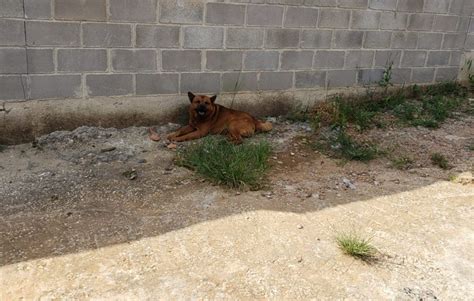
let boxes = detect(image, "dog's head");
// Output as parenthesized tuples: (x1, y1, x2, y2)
(188, 92, 217, 119)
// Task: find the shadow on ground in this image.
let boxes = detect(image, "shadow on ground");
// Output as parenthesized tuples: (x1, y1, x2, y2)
(0, 117, 472, 267)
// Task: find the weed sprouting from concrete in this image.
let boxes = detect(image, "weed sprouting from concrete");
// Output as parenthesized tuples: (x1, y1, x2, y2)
(177, 136, 272, 190)
(336, 232, 377, 260)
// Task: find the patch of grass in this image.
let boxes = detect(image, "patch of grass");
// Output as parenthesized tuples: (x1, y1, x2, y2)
(431, 153, 450, 170)
(336, 232, 377, 260)
(314, 129, 378, 161)
(177, 136, 272, 189)
(448, 174, 458, 182)
(286, 105, 312, 123)
(391, 155, 414, 170)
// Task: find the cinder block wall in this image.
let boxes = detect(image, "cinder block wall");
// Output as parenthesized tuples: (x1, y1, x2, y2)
(0, 0, 473, 102)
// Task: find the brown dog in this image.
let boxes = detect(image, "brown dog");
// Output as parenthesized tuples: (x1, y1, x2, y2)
(167, 92, 272, 144)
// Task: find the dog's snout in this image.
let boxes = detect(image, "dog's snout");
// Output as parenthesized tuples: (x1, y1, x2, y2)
(197, 104, 207, 112)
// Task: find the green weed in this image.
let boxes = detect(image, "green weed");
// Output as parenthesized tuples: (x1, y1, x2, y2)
(177, 136, 272, 189)
(336, 232, 377, 260)
(431, 153, 450, 170)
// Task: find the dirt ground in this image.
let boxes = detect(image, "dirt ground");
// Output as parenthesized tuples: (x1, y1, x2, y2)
(1, 114, 473, 300)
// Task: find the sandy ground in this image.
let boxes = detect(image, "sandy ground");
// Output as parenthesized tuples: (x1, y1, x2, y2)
(0, 116, 473, 300)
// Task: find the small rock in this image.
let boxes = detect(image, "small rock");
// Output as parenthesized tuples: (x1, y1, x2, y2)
(373, 181, 379, 186)
(342, 178, 356, 190)
(167, 143, 177, 150)
(261, 191, 273, 198)
(277, 161, 283, 164)
(236, 191, 241, 195)
(297, 224, 304, 229)
(122, 169, 137, 180)
(138, 159, 147, 164)
(290, 152, 295, 156)
(165, 165, 174, 171)
(305, 193, 312, 198)
(100, 146, 116, 153)
(297, 256, 303, 263)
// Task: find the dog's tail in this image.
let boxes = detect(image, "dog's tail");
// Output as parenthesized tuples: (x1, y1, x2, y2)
(254, 118, 273, 132)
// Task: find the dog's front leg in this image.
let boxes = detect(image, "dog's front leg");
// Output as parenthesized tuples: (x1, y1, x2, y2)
(171, 128, 209, 142)
(167, 125, 195, 140)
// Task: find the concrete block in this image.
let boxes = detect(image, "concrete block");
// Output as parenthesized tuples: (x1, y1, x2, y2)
(417, 33, 442, 50)
(442, 33, 465, 50)
(112, 49, 157, 72)
(334, 30, 363, 49)
(345, 50, 374, 68)
(247, 5, 284, 26)
(183, 27, 224, 49)
(206, 3, 245, 25)
(24, 0, 52, 19)
(397, 0, 423, 12)
(364, 31, 391, 49)
(222, 72, 258, 92)
(26, 21, 79, 46)
(301, 30, 332, 49)
(226, 28, 264, 49)
(55, 0, 106, 21)
(162, 50, 201, 71)
(0, 20, 25, 46)
(432, 16, 459, 32)
(368, 0, 397, 10)
(27, 49, 54, 73)
(281, 51, 314, 70)
(465, 35, 474, 51)
(284, 7, 318, 28)
(243, 51, 279, 70)
(351, 11, 380, 29)
(337, 0, 368, 8)
(401, 51, 427, 67)
(304, 0, 336, 6)
(29, 75, 82, 99)
(423, 0, 449, 13)
(358, 69, 384, 85)
(136, 25, 180, 48)
(435, 67, 459, 82)
(136, 74, 179, 95)
(0, 48, 26, 74)
(449, 51, 462, 67)
(265, 29, 300, 48)
(159, 0, 204, 24)
(86, 74, 133, 97)
(426, 51, 450, 67)
(206, 51, 243, 71)
(110, 0, 156, 22)
(319, 9, 350, 28)
(458, 17, 470, 32)
(58, 49, 107, 72)
(449, 0, 474, 16)
(380, 12, 408, 30)
(83, 23, 132, 48)
(295, 71, 326, 88)
(258, 72, 293, 91)
(181, 73, 221, 94)
(391, 32, 417, 49)
(266, 0, 304, 4)
(374, 50, 401, 67)
(0, 0, 23, 17)
(314, 51, 345, 69)
(391, 68, 411, 84)
(327, 70, 357, 87)
(411, 68, 434, 83)
(0, 76, 25, 100)
(408, 15, 434, 31)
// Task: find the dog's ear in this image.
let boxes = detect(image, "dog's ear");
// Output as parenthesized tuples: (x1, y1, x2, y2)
(210, 95, 217, 103)
(187, 92, 195, 102)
